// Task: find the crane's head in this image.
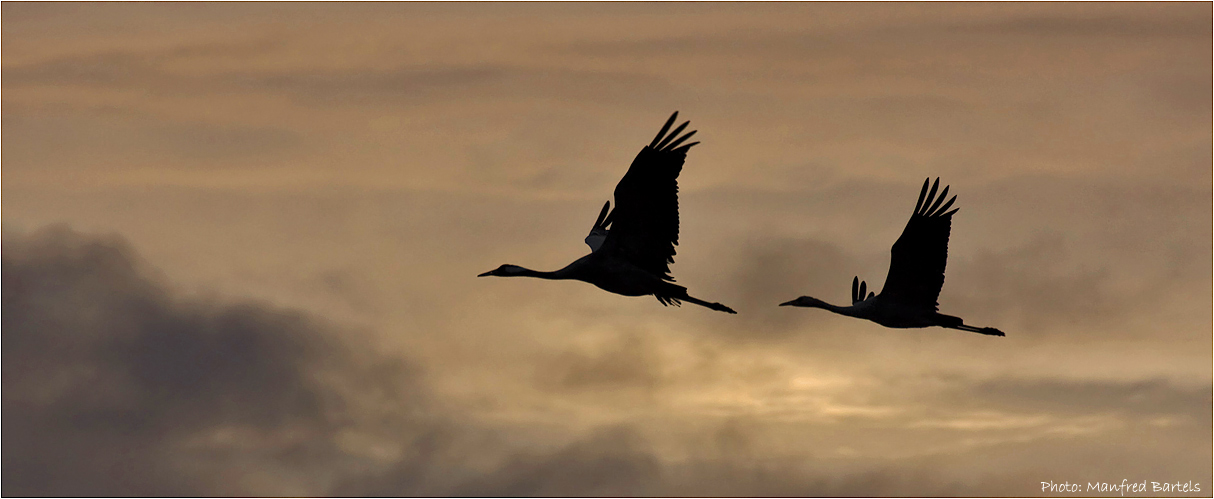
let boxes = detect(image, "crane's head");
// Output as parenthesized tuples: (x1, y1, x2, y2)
(478, 264, 527, 277)
(779, 296, 828, 308)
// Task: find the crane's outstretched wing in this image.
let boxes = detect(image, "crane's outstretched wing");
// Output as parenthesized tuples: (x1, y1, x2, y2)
(585, 201, 614, 252)
(600, 111, 699, 281)
(879, 178, 958, 310)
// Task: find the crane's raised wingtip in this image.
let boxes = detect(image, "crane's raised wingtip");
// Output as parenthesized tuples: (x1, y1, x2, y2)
(650, 112, 681, 147)
(656, 120, 691, 149)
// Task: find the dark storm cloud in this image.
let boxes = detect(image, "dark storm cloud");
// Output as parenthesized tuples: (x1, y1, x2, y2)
(1, 226, 428, 496)
(0, 226, 823, 496)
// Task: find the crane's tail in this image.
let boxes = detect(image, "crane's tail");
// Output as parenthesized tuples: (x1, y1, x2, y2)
(658, 293, 736, 314)
(950, 324, 1006, 337)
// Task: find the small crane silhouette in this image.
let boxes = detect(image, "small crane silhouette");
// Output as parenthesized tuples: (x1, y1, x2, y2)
(780, 178, 1004, 336)
(479, 112, 736, 314)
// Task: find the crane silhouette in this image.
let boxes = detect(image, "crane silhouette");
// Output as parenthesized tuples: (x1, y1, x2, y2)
(479, 112, 737, 314)
(779, 178, 1004, 336)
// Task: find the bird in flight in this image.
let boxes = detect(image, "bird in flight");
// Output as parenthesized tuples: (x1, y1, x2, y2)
(779, 178, 1004, 336)
(479, 112, 737, 314)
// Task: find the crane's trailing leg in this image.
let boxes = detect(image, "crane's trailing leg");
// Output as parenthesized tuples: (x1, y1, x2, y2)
(679, 294, 737, 314)
(655, 287, 737, 314)
(949, 324, 1006, 337)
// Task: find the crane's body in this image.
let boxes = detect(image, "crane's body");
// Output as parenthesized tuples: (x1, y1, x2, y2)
(780, 178, 1004, 336)
(799, 295, 970, 329)
(479, 112, 736, 314)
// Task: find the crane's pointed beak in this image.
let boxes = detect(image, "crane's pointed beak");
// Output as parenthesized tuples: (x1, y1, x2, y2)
(477, 270, 494, 277)
(779, 299, 797, 307)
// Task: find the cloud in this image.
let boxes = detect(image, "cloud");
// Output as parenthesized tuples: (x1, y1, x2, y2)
(0, 37, 280, 90)
(4, 225, 1209, 497)
(1, 225, 428, 496)
(719, 229, 1205, 340)
(562, 5, 1211, 63)
(721, 236, 865, 338)
(1, 106, 306, 171)
(339, 422, 975, 497)
(685, 172, 1211, 341)
(449, 427, 662, 497)
(539, 333, 663, 393)
(946, 13, 1213, 39)
(944, 233, 1127, 334)
(956, 378, 1213, 421)
(2, 39, 676, 111)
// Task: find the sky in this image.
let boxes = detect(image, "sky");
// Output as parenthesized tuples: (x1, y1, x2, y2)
(2, 2, 1211, 496)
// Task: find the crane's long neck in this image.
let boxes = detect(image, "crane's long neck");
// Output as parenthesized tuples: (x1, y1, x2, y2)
(484, 257, 590, 280)
(785, 297, 866, 318)
(817, 301, 862, 317)
(512, 266, 572, 279)
(502, 260, 583, 280)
